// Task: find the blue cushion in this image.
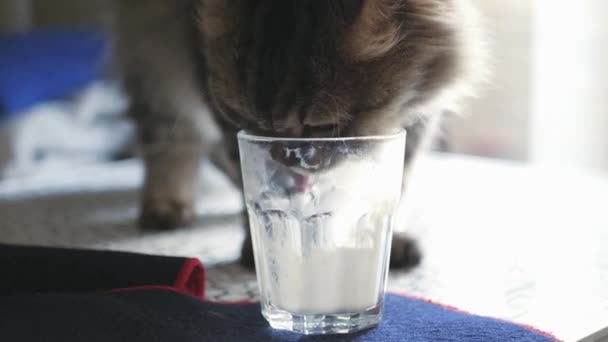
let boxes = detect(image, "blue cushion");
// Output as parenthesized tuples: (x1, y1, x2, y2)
(0, 28, 106, 118)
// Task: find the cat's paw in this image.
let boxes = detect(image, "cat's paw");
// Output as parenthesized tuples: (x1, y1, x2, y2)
(390, 234, 422, 269)
(139, 198, 196, 230)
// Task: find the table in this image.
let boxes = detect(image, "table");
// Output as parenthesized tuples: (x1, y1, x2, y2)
(1, 154, 607, 341)
(393, 155, 608, 342)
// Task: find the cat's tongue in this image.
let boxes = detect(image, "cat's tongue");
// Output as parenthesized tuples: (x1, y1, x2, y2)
(294, 174, 309, 192)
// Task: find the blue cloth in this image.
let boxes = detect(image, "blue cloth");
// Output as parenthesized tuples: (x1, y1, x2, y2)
(0, 28, 106, 118)
(0, 289, 559, 341)
(201, 293, 559, 342)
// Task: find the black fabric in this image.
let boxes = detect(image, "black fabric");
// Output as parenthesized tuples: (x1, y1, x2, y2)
(0, 244, 189, 294)
(0, 290, 206, 342)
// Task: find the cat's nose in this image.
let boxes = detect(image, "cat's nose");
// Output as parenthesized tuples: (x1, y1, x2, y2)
(269, 142, 325, 170)
(266, 142, 315, 194)
(270, 142, 305, 167)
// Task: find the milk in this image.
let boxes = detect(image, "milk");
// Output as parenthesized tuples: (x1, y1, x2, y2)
(259, 248, 385, 314)
(249, 196, 393, 315)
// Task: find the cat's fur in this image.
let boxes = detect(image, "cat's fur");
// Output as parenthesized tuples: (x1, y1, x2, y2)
(113, 0, 484, 268)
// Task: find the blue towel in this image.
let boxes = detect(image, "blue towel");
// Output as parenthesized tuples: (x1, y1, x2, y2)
(0, 28, 106, 118)
(0, 289, 560, 341)
(201, 293, 560, 342)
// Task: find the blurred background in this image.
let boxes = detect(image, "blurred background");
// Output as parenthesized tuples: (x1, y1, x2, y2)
(1, 0, 607, 176)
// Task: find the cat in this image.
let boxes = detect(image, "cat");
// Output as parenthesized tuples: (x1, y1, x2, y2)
(112, 0, 484, 269)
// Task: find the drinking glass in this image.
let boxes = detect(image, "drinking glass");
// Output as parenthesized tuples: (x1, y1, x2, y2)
(238, 130, 406, 335)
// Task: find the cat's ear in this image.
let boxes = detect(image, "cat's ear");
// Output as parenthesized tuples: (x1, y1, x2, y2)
(343, 0, 405, 61)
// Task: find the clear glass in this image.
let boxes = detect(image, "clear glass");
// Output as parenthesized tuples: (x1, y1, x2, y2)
(237, 130, 406, 335)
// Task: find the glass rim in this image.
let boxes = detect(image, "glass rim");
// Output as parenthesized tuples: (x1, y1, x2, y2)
(237, 129, 406, 143)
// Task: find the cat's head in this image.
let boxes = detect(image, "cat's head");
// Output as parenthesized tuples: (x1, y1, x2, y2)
(197, 0, 482, 138)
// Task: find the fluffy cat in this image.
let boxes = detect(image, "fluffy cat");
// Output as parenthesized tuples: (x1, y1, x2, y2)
(112, 0, 484, 268)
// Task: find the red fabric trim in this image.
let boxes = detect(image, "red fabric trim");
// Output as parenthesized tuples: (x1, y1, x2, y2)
(173, 258, 205, 299)
(388, 290, 563, 342)
(103, 258, 205, 300)
(105, 285, 201, 299)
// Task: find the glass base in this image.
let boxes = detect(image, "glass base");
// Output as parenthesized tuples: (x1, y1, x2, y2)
(262, 303, 382, 335)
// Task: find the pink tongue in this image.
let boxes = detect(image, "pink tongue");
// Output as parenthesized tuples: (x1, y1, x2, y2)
(294, 174, 309, 192)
